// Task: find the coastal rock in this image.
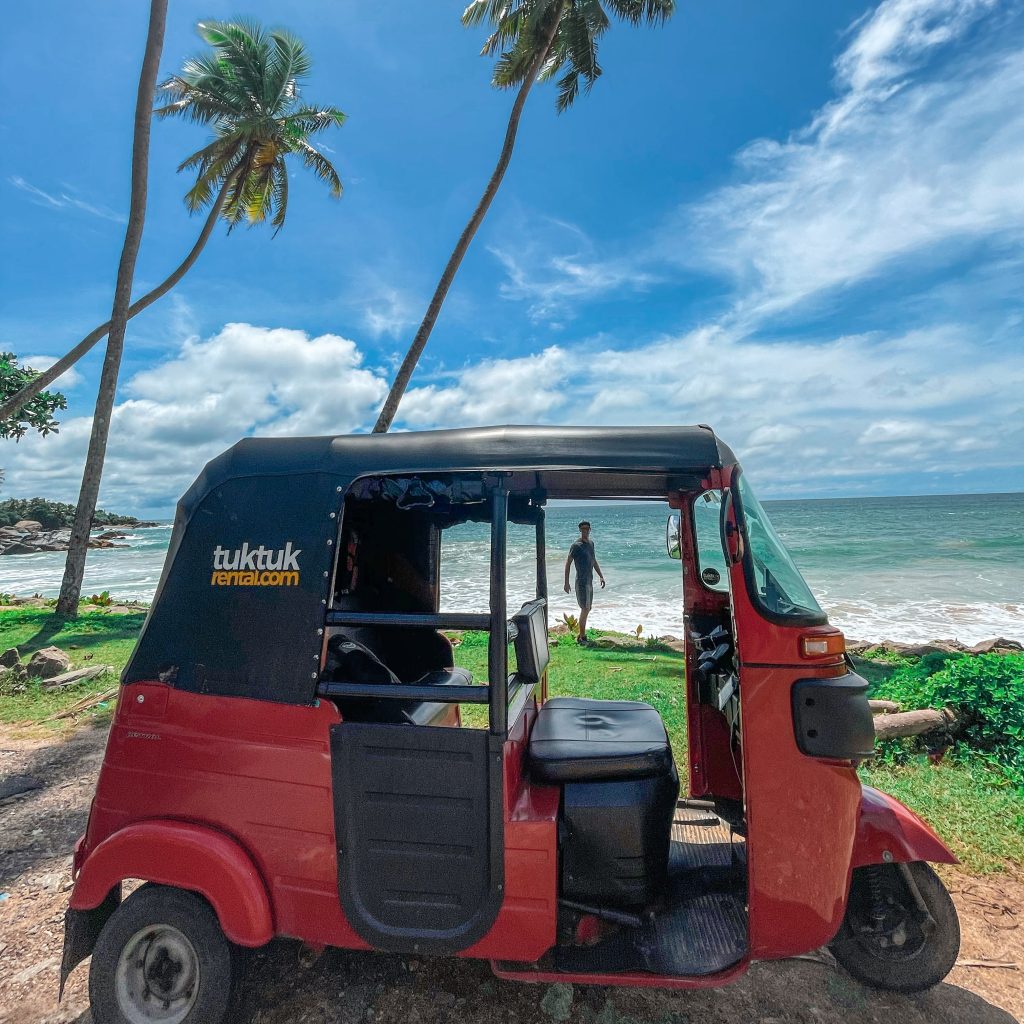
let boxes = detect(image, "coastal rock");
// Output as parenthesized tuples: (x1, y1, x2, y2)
(591, 635, 640, 650)
(1, 541, 38, 555)
(12, 520, 43, 532)
(27, 646, 71, 679)
(97, 530, 129, 540)
(858, 638, 969, 658)
(0, 648, 19, 668)
(969, 637, 1023, 654)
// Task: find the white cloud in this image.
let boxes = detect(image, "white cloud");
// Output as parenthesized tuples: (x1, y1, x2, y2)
(399, 346, 571, 426)
(393, 322, 1024, 491)
(361, 283, 418, 340)
(680, 0, 1024, 323)
(21, 354, 83, 389)
(2, 324, 388, 513)
(8, 176, 126, 224)
(489, 217, 658, 326)
(3, 316, 1021, 513)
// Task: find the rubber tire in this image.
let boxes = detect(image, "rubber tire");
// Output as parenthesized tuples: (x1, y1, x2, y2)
(89, 885, 235, 1024)
(830, 862, 960, 993)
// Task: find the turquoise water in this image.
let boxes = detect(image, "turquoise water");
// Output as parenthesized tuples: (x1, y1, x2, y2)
(2, 494, 1022, 643)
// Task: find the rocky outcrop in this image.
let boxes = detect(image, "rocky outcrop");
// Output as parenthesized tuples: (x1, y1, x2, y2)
(847, 636, 1022, 659)
(0, 524, 133, 556)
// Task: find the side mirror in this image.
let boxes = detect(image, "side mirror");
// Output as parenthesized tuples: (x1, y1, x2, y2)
(665, 513, 681, 560)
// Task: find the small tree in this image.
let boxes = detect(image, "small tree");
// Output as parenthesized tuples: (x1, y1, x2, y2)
(372, 0, 676, 433)
(0, 352, 66, 441)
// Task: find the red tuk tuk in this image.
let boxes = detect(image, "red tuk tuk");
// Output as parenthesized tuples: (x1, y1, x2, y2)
(62, 426, 960, 1023)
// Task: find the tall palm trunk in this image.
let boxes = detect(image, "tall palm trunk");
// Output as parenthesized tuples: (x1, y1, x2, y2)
(372, 6, 564, 433)
(55, 0, 168, 618)
(0, 177, 232, 427)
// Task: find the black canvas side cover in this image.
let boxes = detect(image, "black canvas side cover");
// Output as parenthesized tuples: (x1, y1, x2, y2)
(124, 472, 338, 704)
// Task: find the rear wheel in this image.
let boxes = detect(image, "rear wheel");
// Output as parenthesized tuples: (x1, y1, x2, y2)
(89, 886, 236, 1024)
(830, 862, 960, 993)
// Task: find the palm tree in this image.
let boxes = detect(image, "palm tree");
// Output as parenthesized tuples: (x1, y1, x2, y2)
(372, 0, 675, 433)
(54, 19, 346, 616)
(55, 0, 168, 617)
(1, 20, 346, 434)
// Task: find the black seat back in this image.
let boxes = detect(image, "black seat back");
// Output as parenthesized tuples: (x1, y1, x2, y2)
(512, 598, 549, 683)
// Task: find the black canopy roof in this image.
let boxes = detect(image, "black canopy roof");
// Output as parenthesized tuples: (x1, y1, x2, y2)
(183, 424, 736, 515)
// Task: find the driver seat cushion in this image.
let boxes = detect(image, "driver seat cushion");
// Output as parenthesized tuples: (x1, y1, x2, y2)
(528, 697, 673, 784)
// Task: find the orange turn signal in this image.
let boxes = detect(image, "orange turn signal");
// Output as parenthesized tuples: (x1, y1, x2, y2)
(801, 633, 846, 658)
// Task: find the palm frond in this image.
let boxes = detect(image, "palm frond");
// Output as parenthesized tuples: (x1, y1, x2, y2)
(281, 105, 347, 139)
(270, 161, 289, 234)
(603, 0, 675, 25)
(198, 19, 271, 109)
(266, 29, 312, 111)
(462, 0, 517, 28)
(466, 0, 675, 111)
(296, 140, 343, 198)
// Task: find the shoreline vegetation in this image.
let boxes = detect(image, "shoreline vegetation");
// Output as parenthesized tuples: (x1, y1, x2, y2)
(0, 498, 160, 557)
(1, 602, 1021, 875)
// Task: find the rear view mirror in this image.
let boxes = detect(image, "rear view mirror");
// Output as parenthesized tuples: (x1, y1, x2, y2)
(666, 513, 681, 560)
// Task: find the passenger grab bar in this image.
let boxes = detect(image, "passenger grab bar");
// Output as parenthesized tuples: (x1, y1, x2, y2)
(317, 681, 490, 704)
(325, 611, 491, 630)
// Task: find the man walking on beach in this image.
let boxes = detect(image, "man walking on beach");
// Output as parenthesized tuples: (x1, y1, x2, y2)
(564, 520, 605, 644)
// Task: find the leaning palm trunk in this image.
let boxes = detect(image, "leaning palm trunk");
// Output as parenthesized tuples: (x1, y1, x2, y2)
(0, 176, 231, 428)
(56, 0, 168, 618)
(372, 8, 563, 434)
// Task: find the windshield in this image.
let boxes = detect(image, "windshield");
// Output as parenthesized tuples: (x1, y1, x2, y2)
(735, 474, 825, 623)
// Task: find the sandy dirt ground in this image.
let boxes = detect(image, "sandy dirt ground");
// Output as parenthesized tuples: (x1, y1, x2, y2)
(1, 722, 1020, 1024)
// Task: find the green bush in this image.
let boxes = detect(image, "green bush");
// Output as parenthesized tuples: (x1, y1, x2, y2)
(872, 654, 1024, 788)
(0, 497, 144, 529)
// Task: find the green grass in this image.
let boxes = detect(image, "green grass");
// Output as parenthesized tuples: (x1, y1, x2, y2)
(0, 608, 145, 725)
(860, 756, 1024, 873)
(453, 630, 688, 748)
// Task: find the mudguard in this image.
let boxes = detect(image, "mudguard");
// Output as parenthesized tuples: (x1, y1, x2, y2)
(851, 785, 958, 868)
(70, 819, 274, 946)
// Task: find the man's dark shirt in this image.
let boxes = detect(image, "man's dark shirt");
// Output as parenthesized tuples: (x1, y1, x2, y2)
(569, 538, 596, 583)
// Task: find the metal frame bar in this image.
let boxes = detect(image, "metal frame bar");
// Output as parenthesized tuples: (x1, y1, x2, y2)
(318, 681, 488, 704)
(325, 611, 490, 630)
(488, 483, 509, 736)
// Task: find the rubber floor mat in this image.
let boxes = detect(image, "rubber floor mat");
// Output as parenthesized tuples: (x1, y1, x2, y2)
(637, 891, 747, 975)
(669, 808, 744, 873)
(555, 889, 747, 977)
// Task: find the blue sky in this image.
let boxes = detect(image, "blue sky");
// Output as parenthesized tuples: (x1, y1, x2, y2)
(1, 0, 1022, 516)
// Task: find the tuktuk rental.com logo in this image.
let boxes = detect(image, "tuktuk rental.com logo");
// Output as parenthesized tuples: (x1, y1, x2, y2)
(210, 542, 301, 587)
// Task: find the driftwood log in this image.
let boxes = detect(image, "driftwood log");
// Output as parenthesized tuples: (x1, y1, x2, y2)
(46, 686, 119, 720)
(874, 707, 957, 741)
(869, 699, 902, 714)
(41, 664, 111, 690)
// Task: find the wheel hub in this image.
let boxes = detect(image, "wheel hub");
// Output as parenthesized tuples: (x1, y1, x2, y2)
(115, 925, 200, 1023)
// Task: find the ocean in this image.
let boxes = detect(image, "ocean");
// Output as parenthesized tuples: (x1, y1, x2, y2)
(2, 493, 1021, 644)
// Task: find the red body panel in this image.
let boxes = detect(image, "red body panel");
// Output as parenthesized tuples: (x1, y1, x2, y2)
(678, 491, 743, 801)
(852, 785, 958, 868)
(71, 681, 559, 962)
(70, 820, 273, 947)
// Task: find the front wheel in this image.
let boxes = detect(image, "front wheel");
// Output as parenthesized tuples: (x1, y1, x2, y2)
(89, 885, 236, 1024)
(830, 862, 960, 993)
